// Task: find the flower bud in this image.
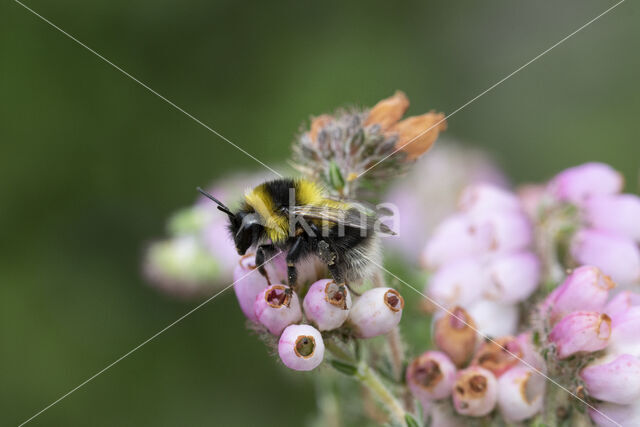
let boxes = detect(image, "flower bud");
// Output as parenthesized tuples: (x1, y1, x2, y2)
(452, 367, 498, 417)
(581, 354, 640, 404)
(467, 300, 519, 337)
(604, 291, 640, 322)
(434, 307, 478, 368)
(542, 266, 614, 324)
(348, 287, 404, 338)
(303, 279, 351, 331)
(391, 112, 447, 160)
(364, 90, 409, 131)
(278, 324, 325, 371)
(421, 214, 493, 269)
(548, 311, 612, 359)
(485, 252, 541, 304)
(428, 258, 489, 308)
(548, 162, 624, 204)
(233, 254, 269, 322)
(583, 194, 640, 241)
(608, 306, 640, 357)
(471, 336, 523, 377)
(254, 285, 302, 335)
(458, 184, 521, 215)
(571, 229, 640, 285)
(406, 351, 457, 404)
(469, 210, 533, 254)
(515, 332, 546, 372)
(589, 402, 640, 427)
(497, 366, 545, 422)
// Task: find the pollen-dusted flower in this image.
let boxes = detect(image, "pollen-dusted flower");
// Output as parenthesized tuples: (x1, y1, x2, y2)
(452, 366, 498, 417)
(406, 351, 457, 403)
(471, 337, 523, 378)
(497, 366, 545, 422)
(390, 112, 448, 161)
(570, 229, 640, 285)
(548, 311, 612, 359)
(581, 354, 640, 405)
(364, 90, 409, 131)
(348, 287, 404, 338)
(278, 324, 325, 371)
(254, 284, 302, 335)
(303, 279, 352, 331)
(541, 265, 614, 324)
(548, 162, 624, 204)
(433, 306, 478, 368)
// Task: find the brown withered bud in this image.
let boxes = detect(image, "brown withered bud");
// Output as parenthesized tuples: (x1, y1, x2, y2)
(471, 336, 523, 378)
(391, 112, 447, 160)
(308, 114, 333, 143)
(364, 90, 410, 131)
(434, 306, 478, 368)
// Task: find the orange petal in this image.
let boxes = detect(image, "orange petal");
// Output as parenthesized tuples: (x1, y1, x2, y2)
(391, 112, 447, 160)
(364, 91, 410, 131)
(309, 114, 333, 142)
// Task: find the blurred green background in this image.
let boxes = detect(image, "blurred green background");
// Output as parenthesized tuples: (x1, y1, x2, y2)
(1, 0, 638, 425)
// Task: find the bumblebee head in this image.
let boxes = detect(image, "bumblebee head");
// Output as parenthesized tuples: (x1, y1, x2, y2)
(231, 211, 264, 255)
(197, 187, 265, 255)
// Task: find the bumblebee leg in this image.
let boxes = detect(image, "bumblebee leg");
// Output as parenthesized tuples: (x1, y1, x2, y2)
(286, 236, 305, 289)
(255, 244, 276, 285)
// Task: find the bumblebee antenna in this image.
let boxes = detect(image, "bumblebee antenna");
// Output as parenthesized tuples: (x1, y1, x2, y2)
(196, 186, 234, 217)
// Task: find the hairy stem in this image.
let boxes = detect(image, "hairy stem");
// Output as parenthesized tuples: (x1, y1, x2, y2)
(355, 361, 407, 426)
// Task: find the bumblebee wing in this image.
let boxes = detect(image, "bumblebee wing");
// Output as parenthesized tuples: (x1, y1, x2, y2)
(290, 204, 396, 235)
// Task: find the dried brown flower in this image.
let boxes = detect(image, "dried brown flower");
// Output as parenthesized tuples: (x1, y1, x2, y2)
(391, 112, 447, 160)
(364, 90, 410, 131)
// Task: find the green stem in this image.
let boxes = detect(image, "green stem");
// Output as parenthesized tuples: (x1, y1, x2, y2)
(325, 338, 356, 362)
(355, 361, 407, 425)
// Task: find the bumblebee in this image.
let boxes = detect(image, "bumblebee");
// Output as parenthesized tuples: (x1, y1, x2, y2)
(197, 178, 394, 290)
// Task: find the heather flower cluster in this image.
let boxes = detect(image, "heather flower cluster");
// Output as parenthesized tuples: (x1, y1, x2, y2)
(233, 252, 405, 371)
(423, 184, 540, 337)
(144, 89, 640, 426)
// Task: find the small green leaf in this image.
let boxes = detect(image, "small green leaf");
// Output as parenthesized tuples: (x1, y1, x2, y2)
(533, 330, 540, 347)
(404, 413, 421, 427)
(329, 359, 357, 376)
(328, 161, 345, 192)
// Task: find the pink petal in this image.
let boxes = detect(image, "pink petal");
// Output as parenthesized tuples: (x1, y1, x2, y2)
(581, 354, 640, 404)
(582, 194, 640, 241)
(571, 229, 640, 285)
(549, 311, 612, 359)
(548, 162, 624, 204)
